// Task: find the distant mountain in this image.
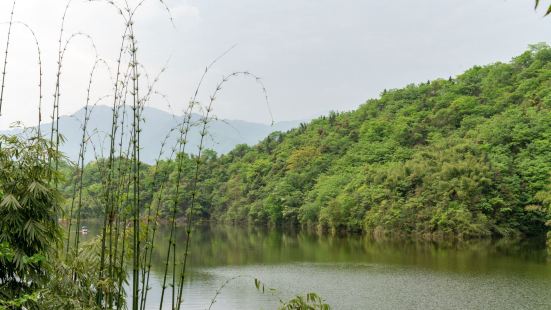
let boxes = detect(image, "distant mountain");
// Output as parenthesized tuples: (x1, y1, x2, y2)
(0, 105, 301, 164)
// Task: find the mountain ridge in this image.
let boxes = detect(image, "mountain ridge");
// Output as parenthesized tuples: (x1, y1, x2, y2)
(1, 105, 302, 164)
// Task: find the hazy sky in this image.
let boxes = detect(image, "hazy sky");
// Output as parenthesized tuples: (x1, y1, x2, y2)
(1, 0, 551, 130)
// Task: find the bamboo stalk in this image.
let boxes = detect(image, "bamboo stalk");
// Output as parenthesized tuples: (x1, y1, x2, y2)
(0, 0, 16, 116)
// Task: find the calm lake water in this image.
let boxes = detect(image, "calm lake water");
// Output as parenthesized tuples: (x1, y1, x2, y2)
(78, 223, 551, 309)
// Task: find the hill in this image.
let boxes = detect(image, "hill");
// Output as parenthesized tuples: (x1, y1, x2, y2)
(1, 106, 301, 164)
(67, 45, 551, 240)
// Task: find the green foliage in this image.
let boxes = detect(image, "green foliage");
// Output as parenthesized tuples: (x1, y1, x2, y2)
(279, 293, 331, 310)
(67, 46, 551, 241)
(0, 135, 117, 308)
(533, 179, 551, 247)
(0, 134, 62, 308)
(254, 278, 331, 310)
(37, 236, 127, 309)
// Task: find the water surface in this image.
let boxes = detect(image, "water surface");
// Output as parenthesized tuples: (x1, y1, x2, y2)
(80, 224, 551, 309)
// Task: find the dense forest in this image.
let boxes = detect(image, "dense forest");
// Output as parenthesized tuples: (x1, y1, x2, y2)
(65, 44, 551, 241)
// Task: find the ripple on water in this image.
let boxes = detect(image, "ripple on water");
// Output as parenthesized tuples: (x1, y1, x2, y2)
(139, 262, 551, 310)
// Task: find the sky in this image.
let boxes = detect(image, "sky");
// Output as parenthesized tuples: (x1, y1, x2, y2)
(1, 0, 551, 130)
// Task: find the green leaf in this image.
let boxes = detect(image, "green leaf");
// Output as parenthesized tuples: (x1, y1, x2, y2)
(0, 195, 21, 210)
(28, 181, 49, 197)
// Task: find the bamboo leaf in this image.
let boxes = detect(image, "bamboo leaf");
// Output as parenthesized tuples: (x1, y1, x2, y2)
(28, 181, 48, 197)
(0, 194, 21, 210)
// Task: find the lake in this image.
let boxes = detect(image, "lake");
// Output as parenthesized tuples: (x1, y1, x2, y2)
(78, 223, 551, 309)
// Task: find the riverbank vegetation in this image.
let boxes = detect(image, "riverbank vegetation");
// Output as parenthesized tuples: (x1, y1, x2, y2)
(68, 45, 551, 241)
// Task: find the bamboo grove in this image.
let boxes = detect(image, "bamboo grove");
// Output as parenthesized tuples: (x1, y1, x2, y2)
(0, 0, 271, 308)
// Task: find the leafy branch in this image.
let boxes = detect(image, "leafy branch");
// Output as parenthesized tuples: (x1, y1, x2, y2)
(535, 0, 551, 15)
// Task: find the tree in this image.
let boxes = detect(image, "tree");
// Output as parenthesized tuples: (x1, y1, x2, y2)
(0, 134, 62, 308)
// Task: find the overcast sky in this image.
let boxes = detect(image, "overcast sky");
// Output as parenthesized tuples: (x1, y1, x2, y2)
(1, 0, 551, 130)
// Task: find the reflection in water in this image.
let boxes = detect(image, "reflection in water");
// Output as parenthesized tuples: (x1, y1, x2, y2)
(78, 223, 551, 309)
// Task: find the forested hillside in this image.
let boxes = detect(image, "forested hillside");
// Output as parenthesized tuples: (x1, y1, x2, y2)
(66, 45, 551, 240)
